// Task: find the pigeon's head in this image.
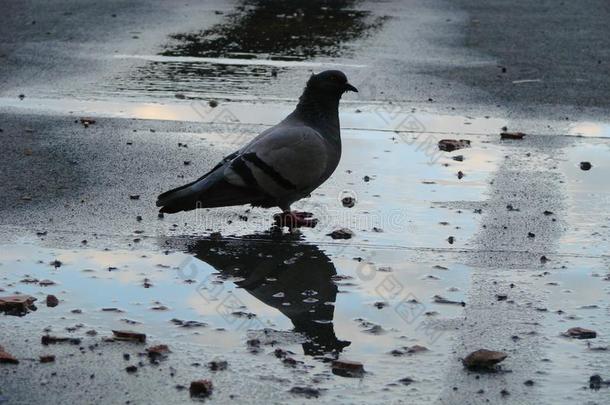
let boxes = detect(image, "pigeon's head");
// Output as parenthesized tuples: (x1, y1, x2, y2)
(305, 70, 358, 98)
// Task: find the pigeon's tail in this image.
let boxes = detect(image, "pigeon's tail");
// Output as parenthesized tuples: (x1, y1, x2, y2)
(156, 172, 270, 214)
(156, 180, 201, 214)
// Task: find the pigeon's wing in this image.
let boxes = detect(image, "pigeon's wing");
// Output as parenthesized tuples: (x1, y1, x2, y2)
(223, 125, 331, 198)
(156, 125, 331, 213)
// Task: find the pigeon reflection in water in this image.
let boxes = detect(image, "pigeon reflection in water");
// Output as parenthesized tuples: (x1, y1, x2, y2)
(186, 233, 350, 356)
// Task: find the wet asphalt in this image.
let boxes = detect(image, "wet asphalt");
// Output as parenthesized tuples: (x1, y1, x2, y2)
(1, 1, 610, 404)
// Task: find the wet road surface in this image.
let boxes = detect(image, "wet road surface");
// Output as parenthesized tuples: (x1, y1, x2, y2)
(1, 1, 610, 404)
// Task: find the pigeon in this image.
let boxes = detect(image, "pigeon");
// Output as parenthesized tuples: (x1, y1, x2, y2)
(156, 70, 358, 228)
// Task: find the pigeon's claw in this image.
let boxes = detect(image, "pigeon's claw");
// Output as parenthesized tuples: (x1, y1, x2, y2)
(274, 211, 318, 229)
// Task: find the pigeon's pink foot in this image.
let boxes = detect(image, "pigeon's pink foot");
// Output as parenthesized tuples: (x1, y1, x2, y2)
(274, 211, 318, 229)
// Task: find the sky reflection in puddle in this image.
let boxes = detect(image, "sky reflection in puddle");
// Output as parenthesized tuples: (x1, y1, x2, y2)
(161, 0, 387, 60)
(1, 234, 469, 401)
(557, 140, 610, 256)
(113, 0, 388, 99)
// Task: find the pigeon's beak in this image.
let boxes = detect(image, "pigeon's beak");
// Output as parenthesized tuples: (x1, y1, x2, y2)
(344, 83, 358, 93)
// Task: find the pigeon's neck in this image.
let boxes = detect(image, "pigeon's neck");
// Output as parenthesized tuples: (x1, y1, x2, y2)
(294, 88, 341, 141)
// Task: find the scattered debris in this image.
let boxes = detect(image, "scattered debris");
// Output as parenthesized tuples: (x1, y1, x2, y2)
(398, 377, 415, 385)
(39, 279, 56, 286)
(392, 345, 429, 356)
(289, 386, 321, 398)
(46, 295, 59, 307)
(41, 335, 81, 345)
(274, 348, 294, 359)
(190, 379, 213, 398)
(0, 294, 37, 316)
(101, 307, 124, 313)
(500, 132, 526, 140)
(327, 228, 354, 240)
(580, 161, 592, 171)
(79, 117, 96, 127)
(246, 338, 261, 353)
(231, 311, 256, 319)
(432, 295, 466, 307)
(50, 259, 62, 268)
(282, 357, 301, 367)
(438, 139, 471, 152)
(207, 360, 228, 371)
(589, 374, 610, 390)
(462, 349, 508, 371)
(341, 196, 356, 208)
(170, 319, 206, 328)
(111, 330, 147, 343)
(363, 324, 385, 335)
(405, 345, 429, 354)
(125, 365, 138, 373)
(0, 346, 19, 364)
(145, 345, 170, 361)
(563, 327, 597, 339)
(331, 359, 365, 378)
(39, 355, 55, 363)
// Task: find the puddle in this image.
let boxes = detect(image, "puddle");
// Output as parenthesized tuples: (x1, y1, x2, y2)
(161, 0, 388, 60)
(109, 0, 388, 100)
(0, 100, 502, 403)
(4, 224, 607, 403)
(1, 102, 609, 404)
(530, 255, 610, 403)
(0, 235, 466, 403)
(557, 140, 610, 256)
(0, 101, 501, 254)
(569, 121, 610, 138)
